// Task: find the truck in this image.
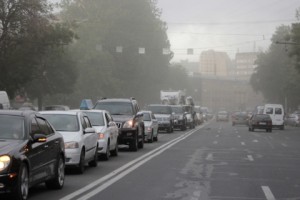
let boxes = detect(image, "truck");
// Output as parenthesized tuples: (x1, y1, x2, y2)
(160, 90, 186, 105)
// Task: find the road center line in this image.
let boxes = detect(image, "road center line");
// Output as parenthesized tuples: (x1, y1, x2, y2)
(247, 155, 254, 161)
(262, 186, 276, 200)
(213, 141, 218, 144)
(252, 139, 258, 143)
(241, 142, 245, 146)
(216, 134, 219, 137)
(281, 143, 287, 147)
(60, 126, 205, 200)
(206, 153, 213, 161)
(237, 135, 241, 138)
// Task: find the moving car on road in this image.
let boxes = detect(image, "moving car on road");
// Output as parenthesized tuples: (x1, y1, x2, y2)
(170, 105, 187, 130)
(285, 113, 300, 127)
(232, 111, 249, 126)
(216, 111, 229, 122)
(147, 104, 174, 133)
(82, 110, 119, 160)
(138, 110, 158, 142)
(0, 110, 65, 200)
(40, 111, 98, 174)
(248, 114, 272, 132)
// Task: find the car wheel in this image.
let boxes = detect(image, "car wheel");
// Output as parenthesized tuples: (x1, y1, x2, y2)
(148, 130, 154, 143)
(77, 149, 85, 174)
(130, 134, 138, 151)
(154, 134, 158, 142)
(46, 155, 65, 189)
(270, 129, 272, 132)
(89, 146, 98, 167)
(138, 132, 144, 149)
(167, 126, 172, 133)
(280, 125, 284, 130)
(101, 143, 110, 161)
(111, 141, 118, 156)
(13, 163, 29, 200)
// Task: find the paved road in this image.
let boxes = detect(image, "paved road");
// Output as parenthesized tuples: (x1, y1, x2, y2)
(27, 120, 300, 200)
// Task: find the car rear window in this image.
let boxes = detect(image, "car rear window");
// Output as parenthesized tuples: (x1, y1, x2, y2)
(83, 112, 105, 126)
(0, 115, 25, 140)
(254, 114, 271, 120)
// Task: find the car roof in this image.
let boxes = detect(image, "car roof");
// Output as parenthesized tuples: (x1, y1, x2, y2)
(81, 109, 106, 113)
(39, 110, 80, 115)
(148, 104, 170, 107)
(138, 110, 152, 114)
(96, 98, 133, 103)
(0, 110, 37, 117)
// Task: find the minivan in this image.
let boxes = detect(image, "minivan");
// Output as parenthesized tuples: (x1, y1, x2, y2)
(0, 91, 10, 110)
(263, 104, 284, 130)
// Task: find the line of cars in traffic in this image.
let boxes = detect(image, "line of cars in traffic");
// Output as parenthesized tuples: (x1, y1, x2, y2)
(0, 97, 209, 200)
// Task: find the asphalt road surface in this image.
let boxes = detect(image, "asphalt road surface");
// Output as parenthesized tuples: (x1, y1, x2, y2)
(26, 120, 300, 200)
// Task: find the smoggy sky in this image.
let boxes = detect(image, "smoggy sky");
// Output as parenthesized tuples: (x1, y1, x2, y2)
(156, 0, 299, 62)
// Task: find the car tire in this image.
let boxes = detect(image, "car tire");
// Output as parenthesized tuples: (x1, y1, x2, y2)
(77, 149, 85, 174)
(154, 134, 158, 142)
(148, 130, 154, 143)
(270, 129, 272, 132)
(46, 155, 65, 189)
(167, 126, 172, 133)
(280, 125, 284, 130)
(13, 163, 29, 200)
(89, 146, 98, 167)
(130, 134, 138, 151)
(111, 141, 118, 157)
(101, 143, 110, 161)
(138, 132, 144, 149)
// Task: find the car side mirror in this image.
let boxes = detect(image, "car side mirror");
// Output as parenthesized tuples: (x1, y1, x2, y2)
(32, 134, 47, 143)
(108, 121, 115, 127)
(84, 127, 95, 134)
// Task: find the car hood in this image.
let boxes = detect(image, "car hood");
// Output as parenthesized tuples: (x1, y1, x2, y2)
(154, 114, 170, 118)
(144, 121, 152, 126)
(111, 115, 133, 122)
(0, 140, 24, 154)
(92, 126, 106, 133)
(58, 131, 82, 143)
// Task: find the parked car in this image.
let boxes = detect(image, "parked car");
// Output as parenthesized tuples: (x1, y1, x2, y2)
(0, 110, 65, 200)
(170, 105, 187, 130)
(82, 110, 119, 160)
(40, 110, 98, 174)
(94, 98, 144, 151)
(285, 114, 300, 127)
(232, 111, 249, 126)
(216, 111, 229, 122)
(138, 110, 158, 142)
(248, 114, 272, 132)
(44, 105, 70, 111)
(147, 104, 174, 133)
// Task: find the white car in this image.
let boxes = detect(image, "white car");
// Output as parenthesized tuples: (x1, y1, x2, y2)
(138, 111, 158, 142)
(40, 111, 98, 174)
(82, 110, 119, 160)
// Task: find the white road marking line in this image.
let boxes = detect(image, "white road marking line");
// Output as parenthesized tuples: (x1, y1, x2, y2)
(241, 142, 245, 146)
(213, 141, 218, 144)
(217, 130, 221, 134)
(235, 131, 238, 134)
(206, 153, 213, 161)
(247, 155, 254, 161)
(237, 135, 241, 138)
(252, 139, 258, 143)
(281, 143, 287, 147)
(216, 134, 219, 137)
(262, 186, 276, 200)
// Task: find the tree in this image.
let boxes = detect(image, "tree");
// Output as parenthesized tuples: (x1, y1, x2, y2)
(250, 25, 300, 110)
(60, 0, 172, 107)
(289, 8, 300, 72)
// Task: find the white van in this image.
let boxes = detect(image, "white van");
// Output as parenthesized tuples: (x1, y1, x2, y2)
(0, 91, 10, 110)
(263, 104, 284, 129)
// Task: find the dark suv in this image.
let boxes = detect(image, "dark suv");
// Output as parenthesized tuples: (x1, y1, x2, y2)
(94, 98, 144, 151)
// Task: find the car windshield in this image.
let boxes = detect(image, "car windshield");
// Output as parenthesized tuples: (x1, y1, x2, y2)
(42, 114, 79, 132)
(142, 113, 151, 121)
(0, 115, 25, 140)
(171, 106, 184, 114)
(148, 106, 171, 114)
(94, 102, 133, 115)
(83, 112, 105, 126)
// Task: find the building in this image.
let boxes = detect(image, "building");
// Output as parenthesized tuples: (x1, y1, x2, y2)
(235, 52, 258, 80)
(199, 50, 231, 77)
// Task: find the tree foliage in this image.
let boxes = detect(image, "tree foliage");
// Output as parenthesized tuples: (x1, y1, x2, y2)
(59, 0, 174, 107)
(250, 25, 300, 110)
(0, 0, 77, 108)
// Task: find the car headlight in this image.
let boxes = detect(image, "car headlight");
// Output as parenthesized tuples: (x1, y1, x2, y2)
(123, 119, 134, 128)
(0, 155, 11, 171)
(65, 142, 79, 149)
(146, 127, 152, 132)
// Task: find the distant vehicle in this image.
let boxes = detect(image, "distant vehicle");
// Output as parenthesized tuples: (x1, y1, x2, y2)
(160, 90, 185, 105)
(40, 110, 98, 174)
(0, 110, 65, 200)
(201, 107, 210, 121)
(248, 114, 272, 132)
(232, 111, 249, 126)
(285, 114, 300, 127)
(263, 104, 284, 130)
(182, 105, 195, 129)
(18, 102, 37, 111)
(170, 105, 187, 130)
(147, 104, 174, 133)
(80, 99, 94, 110)
(216, 111, 229, 122)
(0, 91, 10, 110)
(194, 106, 204, 125)
(44, 105, 70, 111)
(82, 110, 119, 160)
(138, 110, 158, 142)
(94, 98, 144, 151)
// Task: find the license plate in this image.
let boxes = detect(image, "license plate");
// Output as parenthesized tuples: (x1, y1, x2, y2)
(259, 122, 266, 125)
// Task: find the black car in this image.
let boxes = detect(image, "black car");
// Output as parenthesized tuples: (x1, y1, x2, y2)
(0, 110, 65, 200)
(232, 111, 249, 126)
(147, 104, 175, 133)
(94, 98, 144, 151)
(248, 114, 272, 132)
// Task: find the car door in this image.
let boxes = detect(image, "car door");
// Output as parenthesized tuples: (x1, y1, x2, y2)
(151, 113, 158, 135)
(105, 112, 118, 149)
(27, 117, 49, 183)
(82, 115, 96, 160)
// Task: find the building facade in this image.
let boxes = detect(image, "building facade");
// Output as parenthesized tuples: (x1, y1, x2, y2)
(235, 52, 258, 80)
